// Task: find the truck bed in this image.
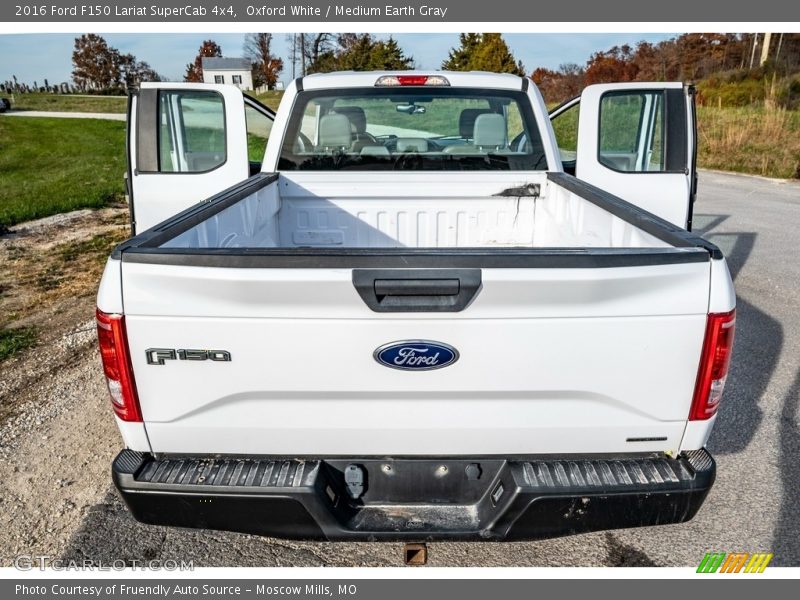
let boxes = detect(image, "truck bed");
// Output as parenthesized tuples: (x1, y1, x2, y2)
(105, 171, 723, 457)
(156, 172, 673, 251)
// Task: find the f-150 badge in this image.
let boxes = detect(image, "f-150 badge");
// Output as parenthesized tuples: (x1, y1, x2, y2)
(374, 340, 458, 371)
(145, 348, 231, 365)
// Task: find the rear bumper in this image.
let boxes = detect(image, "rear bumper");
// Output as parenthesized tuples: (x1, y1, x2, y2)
(112, 449, 715, 541)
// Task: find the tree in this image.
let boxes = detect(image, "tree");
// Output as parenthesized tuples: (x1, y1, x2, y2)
(472, 34, 524, 75)
(441, 33, 523, 75)
(72, 34, 120, 90)
(185, 39, 222, 82)
(371, 37, 415, 70)
(442, 33, 482, 71)
(118, 53, 162, 86)
(285, 33, 335, 77)
(303, 33, 335, 68)
(531, 63, 585, 103)
(305, 34, 413, 74)
(584, 44, 639, 85)
(244, 33, 283, 89)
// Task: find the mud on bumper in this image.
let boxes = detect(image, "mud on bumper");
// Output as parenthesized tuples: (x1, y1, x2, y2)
(112, 450, 715, 541)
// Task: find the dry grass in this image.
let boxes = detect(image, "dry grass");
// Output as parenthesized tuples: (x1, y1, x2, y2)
(0, 208, 129, 359)
(7, 93, 127, 113)
(697, 106, 800, 179)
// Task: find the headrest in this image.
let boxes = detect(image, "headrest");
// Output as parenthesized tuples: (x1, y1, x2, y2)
(396, 138, 428, 153)
(318, 113, 352, 148)
(334, 106, 367, 134)
(459, 108, 492, 138)
(473, 113, 506, 148)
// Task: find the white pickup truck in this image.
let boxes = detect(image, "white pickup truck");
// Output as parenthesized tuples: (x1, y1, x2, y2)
(98, 71, 735, 541)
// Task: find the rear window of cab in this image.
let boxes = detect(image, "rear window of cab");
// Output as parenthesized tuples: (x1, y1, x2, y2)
(278, 87, 548, 171)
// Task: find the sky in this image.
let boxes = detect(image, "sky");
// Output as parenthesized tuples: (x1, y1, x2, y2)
(0, 32, 679, 86)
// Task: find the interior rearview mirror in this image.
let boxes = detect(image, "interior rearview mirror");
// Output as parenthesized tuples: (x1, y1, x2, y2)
(396, 104, 426, 115)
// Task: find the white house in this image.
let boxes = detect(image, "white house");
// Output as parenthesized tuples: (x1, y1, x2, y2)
(201, 57, 253, 91)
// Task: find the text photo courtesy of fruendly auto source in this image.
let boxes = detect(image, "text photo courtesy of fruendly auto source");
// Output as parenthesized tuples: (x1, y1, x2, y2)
(0, 32, 798, 568)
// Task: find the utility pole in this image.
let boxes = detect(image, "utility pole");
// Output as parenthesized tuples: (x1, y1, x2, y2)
(775, 33, 784, 63)
(290, 33, 296, 79)
(749, 33, 759, 69)
(300, 33, 306, 76)
(760, 32, 772, 66)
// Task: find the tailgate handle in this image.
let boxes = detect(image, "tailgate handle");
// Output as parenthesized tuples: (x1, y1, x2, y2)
(374, 278, 459, 297)
(353, 269, 482, 312)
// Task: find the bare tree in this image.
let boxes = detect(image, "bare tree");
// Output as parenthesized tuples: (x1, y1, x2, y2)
(118, 53, 162, 85)
(303, 33, 334, 71)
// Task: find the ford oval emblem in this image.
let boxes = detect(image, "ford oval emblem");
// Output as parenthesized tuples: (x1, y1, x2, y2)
(374, 340, 459, 371)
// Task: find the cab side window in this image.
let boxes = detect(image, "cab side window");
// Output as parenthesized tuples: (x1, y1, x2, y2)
(158, 90, 226, 173)
(245, 103, 274, 165)
(598, 91, 665, 173)
(551, 102, 580, 164)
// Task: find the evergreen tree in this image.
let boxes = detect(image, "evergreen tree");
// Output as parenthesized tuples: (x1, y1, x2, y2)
(441, 34, 482, 71)
(306, 34, 413, 73)
(441, 33, 523, 75)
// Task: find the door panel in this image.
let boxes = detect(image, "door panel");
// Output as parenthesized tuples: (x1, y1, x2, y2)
(553, 83, 696, 228)
(128, 83, 273, 233)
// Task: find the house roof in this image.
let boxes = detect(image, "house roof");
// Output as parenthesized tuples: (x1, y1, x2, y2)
(201, 57, 251, 71)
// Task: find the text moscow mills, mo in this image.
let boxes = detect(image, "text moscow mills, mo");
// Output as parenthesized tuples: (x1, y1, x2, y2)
(17, 584, 359, 597)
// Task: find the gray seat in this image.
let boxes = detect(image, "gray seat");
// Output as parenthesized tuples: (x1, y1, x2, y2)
(473, 113, 506, 149)
(317, 113, 353, 150)
(444, 113, 507, 154)
(333, 106, 368, 136)
(458, 108, 492, 140)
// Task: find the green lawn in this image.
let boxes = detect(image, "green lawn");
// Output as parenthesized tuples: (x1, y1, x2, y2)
(0, 326, 37, 361)
(250, 90, 284, 112)
(0, 117, 126, 228)
(7, 93, 127, 113)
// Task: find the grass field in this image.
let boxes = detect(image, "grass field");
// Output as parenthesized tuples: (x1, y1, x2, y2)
(0, 91, 796, 232)
(697, 106, 800, 179)
(250, 90, 284, 112)
(0, 117, 126, 228)
(6, 93, 127, 113)
(549, 101, 799, 179)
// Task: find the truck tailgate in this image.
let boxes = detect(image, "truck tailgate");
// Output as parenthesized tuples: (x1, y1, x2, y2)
(121, 259, 710, 456)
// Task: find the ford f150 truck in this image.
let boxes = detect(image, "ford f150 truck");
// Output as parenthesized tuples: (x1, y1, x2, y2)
(98, 72, 735, 541)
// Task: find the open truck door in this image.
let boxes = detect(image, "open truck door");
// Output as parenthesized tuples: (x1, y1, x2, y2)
(550, 82, 697, 229)
(127, 82, 274, 233)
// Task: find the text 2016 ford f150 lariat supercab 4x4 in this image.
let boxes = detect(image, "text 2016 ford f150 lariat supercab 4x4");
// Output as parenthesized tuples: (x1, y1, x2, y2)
(97, 72, 735, 541)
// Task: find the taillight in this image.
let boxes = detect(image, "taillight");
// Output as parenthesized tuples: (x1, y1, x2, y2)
(96, 308, 141, 422)
(690, 309, 736, 420)
(375, 75, 450, 86)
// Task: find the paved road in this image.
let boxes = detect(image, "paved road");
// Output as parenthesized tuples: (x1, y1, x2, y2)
(2, 170, 799, 567)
